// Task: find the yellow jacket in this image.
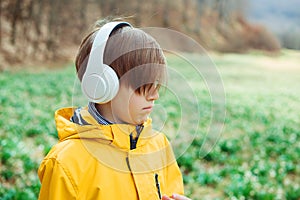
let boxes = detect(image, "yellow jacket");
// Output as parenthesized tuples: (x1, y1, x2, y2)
(38, 107, 184, 199)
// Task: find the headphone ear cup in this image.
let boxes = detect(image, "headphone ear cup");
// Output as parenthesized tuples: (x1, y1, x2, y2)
(81, 64, 119, 103)
(99, 64, 119, 103)
(81, 21, 131, 103)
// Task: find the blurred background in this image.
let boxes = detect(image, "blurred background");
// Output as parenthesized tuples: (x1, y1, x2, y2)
(0, 0, 300, 199)
(0, 0, 299, 68)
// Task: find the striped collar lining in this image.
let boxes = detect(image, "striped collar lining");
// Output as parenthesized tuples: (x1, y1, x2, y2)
(88, 102, 113, 125)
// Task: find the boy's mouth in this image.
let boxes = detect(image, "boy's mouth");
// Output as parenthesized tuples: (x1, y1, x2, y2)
(143, 106, 153, 110)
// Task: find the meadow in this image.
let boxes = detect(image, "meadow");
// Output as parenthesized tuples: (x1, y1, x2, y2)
(0, 50, 299, 200)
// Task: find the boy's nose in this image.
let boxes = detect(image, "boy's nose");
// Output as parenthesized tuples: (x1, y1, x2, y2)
(146, 89, 159, 101)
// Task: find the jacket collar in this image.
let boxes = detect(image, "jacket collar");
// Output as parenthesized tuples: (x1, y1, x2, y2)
(55, 107, 156, 151)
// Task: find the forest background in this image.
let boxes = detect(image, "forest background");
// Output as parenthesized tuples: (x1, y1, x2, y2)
(1, 0, 299, 69)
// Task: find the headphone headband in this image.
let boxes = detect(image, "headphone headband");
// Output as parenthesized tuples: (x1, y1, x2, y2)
(81, 21, 132, 103)
(85, 21, 132, 77)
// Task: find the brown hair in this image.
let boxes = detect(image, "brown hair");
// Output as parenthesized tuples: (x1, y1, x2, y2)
(75, 18, 167, 95)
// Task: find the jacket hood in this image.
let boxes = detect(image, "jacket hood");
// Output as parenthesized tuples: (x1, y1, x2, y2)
(55, 107, 154, 151)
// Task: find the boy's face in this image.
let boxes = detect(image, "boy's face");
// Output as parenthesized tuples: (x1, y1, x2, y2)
(111, 84, 159, 125)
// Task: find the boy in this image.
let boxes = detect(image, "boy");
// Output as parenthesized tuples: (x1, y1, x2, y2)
(38, 18, 190, 200)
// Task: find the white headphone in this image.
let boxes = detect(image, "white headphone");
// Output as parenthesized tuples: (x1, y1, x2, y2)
(81, 21, 132, 103)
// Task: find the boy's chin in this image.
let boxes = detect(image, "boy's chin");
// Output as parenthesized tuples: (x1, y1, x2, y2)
(132, 118, 147, 125)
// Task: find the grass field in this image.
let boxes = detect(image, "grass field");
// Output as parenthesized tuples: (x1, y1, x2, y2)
(0, 50, 300, 199)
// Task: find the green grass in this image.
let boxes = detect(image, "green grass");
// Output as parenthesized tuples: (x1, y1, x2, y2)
(0, 67, 76, 199)
(174, 50, 300, 200)
(1, 50, 300, 199)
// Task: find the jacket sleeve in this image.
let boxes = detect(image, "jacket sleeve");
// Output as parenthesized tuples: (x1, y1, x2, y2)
(163, 137, 185, 196)
(38, 157, 77, 200)
(165, 162, 184, 196)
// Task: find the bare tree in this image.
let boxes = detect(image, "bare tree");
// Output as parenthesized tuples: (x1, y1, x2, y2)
(33, 0, 45, 36)
(10, 0, 22, 45)
(46, 0, 62, 58)
(79, 0, 87, 28)
(182, 0, 189, 25)
(163, 0, 170, 27)
(196, 0, 208, 17)
(0, 0, 2, 47)
(97, 0, 117, 18)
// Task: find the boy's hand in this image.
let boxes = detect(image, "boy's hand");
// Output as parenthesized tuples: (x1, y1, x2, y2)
(162, 194, 191, 200)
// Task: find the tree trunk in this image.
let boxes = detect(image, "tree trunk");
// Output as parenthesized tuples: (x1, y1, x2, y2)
(0, 0, 2, 47)
(182, 0, 188, 25)
(47, 0, 61, 58)
(134, 0, 141, 26)
(79, 0, 87, 29)
(34, 0, 45, 35)
(10, 0, 22, 45)
(163, 0, 170, 27)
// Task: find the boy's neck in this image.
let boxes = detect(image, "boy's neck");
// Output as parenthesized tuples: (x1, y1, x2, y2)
(94, 102, 144, 126)
(95, 102, 116, 123)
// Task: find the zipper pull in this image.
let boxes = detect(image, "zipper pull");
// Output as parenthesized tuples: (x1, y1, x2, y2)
(130, 133, 137, 150)
(155, 173, 162, 199)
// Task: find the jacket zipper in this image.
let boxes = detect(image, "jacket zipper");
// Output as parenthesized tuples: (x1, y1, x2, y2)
(130, 125, 144, 150)
(126, 156, 132, 171)
(155, 173, 162, 199)
(126, 125, 145, 198)
(127, 125, 144, 173)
